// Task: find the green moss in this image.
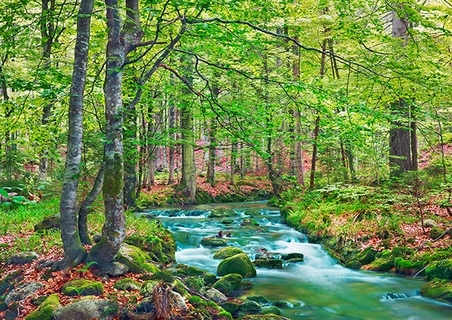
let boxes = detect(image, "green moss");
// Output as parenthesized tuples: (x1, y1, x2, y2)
(113, 278, 140, 291)
(213, 247, 245, 259)
(61, 279, 104, 296)
(425, 259, 452, 280)
(217, 253, 257, 278)
(117, 243, 159, 273)
(420, 279, 452, 303)
(25, 294, 60, 320)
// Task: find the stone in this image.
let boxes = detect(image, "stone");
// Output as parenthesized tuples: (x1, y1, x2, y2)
(61, 279, 104, 296)
(9, 252, 39, 265)
(34, 215, 60, 231)
(425, 259, 452, 280)
(117, 243, 159, 274)
(200, 287, 228, 303)
(217, 253, 257, 278)
(4, 282, 43, 304)
(420, 279, 452, 303)
(200, 236, 228, 247)
(53, 298, 119, 320)
(281, 253, 304, 261)
(113, 278, 141, 291)
(238, 300, 262, 313)
(24, 294, 60, 320)
(104, 261, 129, 276)
(208, 208, 236, 218)
(213, 247, 245, 259)
(247, 295, 270, 305)
(430, 227, 445, 240)
(213, 273, 243, 294)
(253, 259, 283, 269)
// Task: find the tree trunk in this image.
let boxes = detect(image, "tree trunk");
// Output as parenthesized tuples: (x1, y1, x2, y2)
(309, 115, 320, 190)
(230, 139, 237, 185)
(38, 0, 56, 182)
(207, 118, 217, 187)
(123, 103, 138, 208)
(167, 104, 176, 184)
(57, 0, 93, 269)
(88, 0, 135, 271)
(78, 164, 105, 245)
(178, 106, 197, 203)
(389, 99, 412, 175)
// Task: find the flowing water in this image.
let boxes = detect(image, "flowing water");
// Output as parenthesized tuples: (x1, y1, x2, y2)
(142, 202, 452, 320)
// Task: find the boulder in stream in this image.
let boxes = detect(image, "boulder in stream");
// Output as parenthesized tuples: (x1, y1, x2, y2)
(217, 253, 257, 278)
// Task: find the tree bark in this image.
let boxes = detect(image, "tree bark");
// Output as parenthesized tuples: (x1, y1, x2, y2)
(78, 164, 105, 245)
(88, 0, 131, 271)
(167, 104, 176, 184)
(179, 106, 197, 203)
(207, 118, 217, 187)
(57, 0, 93, 269)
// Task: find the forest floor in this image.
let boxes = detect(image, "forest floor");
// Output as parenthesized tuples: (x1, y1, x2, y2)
(1, 164, 452, 318)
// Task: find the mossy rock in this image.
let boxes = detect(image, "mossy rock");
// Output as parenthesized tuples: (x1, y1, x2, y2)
(185, 276, 206, 290)
(221, 219, 235, 225)
(9, 252, 39, 265)
(273, 300, 292, 308)
(356, 247, 378, 265)
(174, 264, 205, 276)
(61, 279, 103, 296)
(213, 247, 245, 259)
(420, 279, 452, 303)
(172, 279, 188, 297)
(149, 270, 174, 283)
(247, 295, 270, 305)
(0, 271, 22, 296)
(113, 278, 141, 291)
(394, 257, 424, 275)
(200, 236, 228, 247)
(117, 243, 160, 273)
(253, 259, 283, 269)
(213, 273, 243, 295)
(34, 215, 60, 231)
(368, 250, 394, 271)
(425, 259, 452, 280)
(124, 230, 176, 264)
(208, 208, 236, 218)
(25, 294, 60, 320)
(140, 280, 159, 296)
(243, 209, 261, 216)
(217, 253, 257, 278)
(345, 260, 362, 270)
(238, 300, 262, 313)
(220, 301, 239, 313)
(262, 306, 281, 315)
(281, 253, 304, 261)
(240, 219, 259, 227)
(430, 227, 446, 239)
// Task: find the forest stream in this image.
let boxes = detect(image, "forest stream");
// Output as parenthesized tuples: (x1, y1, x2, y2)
(142, 202, 452, 320)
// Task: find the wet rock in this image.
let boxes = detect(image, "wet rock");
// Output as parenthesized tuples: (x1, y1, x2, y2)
(430, 227, 446, 239)
(253, 259, 283, 269)
(247, 295, 270, 305)
(53, 298, 119, 320)
(273, 300, 293, 308)
(281, 253, 304, 261)
(8, 251, 39, 265)
(262, 306, 282, 315)
(217, 253, 257, 278)
(61, 279, 104, 296)
(208, 208, 236, 218)
(425, 259, 452, 280)
(213, 273, 243, 294)
(241, 314, 291, 320)
(213, 247, 244, 259)
(238, 300, 262, 313)
(200, 236, 228, 247)
(420, 279, 452, 303)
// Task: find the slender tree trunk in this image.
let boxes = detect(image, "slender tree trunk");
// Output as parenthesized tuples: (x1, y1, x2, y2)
(39, 0, 58, 182)
(207, 118, 217, 187)
(230, 139, 237, 185)
(79, 164, 105, 245)
(88, 0, 141, 271)
(57, 0, 93, 269)
(179, 106, 196, 203)
(309, 115, 320, 190)
(167, 104, 176, 184)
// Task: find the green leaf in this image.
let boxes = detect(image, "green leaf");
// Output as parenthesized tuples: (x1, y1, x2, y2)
(0, 188, 9, 198)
